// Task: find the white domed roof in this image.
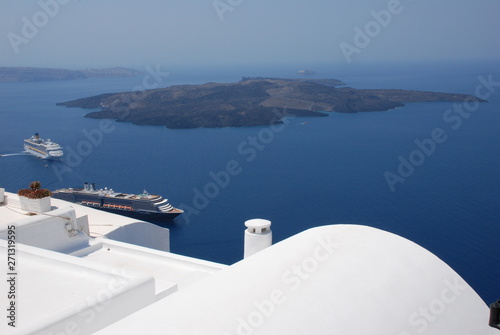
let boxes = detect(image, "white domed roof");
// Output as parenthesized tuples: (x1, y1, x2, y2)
(96, 224, 495, 334)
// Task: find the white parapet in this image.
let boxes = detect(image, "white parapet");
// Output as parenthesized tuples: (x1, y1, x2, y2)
(0, 239, 156, 335)
(244, 218, 272, 258)
(0, 206, 89, 254)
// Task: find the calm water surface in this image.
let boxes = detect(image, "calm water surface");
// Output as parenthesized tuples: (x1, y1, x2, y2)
(0, 63, 498, 303)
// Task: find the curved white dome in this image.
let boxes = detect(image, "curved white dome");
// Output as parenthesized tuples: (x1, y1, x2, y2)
(97, 224, 496, 334)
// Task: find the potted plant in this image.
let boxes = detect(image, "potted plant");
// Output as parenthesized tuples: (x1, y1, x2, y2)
(17, 181, 52, 213)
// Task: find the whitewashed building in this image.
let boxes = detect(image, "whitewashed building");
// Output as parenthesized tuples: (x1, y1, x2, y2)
(0, 188, 496, 334)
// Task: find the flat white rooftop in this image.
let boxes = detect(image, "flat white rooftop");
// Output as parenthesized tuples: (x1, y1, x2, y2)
(1, 239, 155, 335)
(72, 238, 227, 299)
(0, 190, 170, 251)
(0, 189, 226, 334)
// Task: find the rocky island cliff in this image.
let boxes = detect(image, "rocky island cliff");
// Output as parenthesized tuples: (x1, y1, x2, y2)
(57, 77, 485, 129)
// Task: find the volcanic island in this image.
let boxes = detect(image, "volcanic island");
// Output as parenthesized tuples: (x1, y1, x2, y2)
(57, 77, 484, 129)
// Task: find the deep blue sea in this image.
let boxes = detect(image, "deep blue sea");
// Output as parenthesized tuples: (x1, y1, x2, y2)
(0, 61, 499, 304)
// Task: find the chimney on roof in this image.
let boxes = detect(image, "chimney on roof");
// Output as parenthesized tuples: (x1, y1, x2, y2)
(244, 219, 272, 259)
(490, 300, 500, 330)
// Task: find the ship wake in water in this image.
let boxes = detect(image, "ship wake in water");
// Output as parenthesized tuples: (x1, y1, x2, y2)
(0, 151, 30, 157)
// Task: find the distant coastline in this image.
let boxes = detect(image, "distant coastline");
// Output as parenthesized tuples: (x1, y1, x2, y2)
(0, 66, 142, 82)
(56, 77, 486, 129)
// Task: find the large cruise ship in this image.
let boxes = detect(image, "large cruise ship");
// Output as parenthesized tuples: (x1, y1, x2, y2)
(24, 133, 64, 159)
(52, 182, 183, 221)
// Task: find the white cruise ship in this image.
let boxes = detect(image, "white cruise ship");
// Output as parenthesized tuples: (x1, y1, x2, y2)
(23, 133, 63, 159)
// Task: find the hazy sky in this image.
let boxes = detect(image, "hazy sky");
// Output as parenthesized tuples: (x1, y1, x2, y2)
(1, 0, 499, 69)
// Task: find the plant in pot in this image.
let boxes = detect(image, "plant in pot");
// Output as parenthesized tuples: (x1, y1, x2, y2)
(17, 181, 52, 213)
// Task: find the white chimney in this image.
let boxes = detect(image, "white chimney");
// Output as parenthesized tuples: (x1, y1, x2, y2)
(244, 219, 272, 259)
(0, 188, 4, 204)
